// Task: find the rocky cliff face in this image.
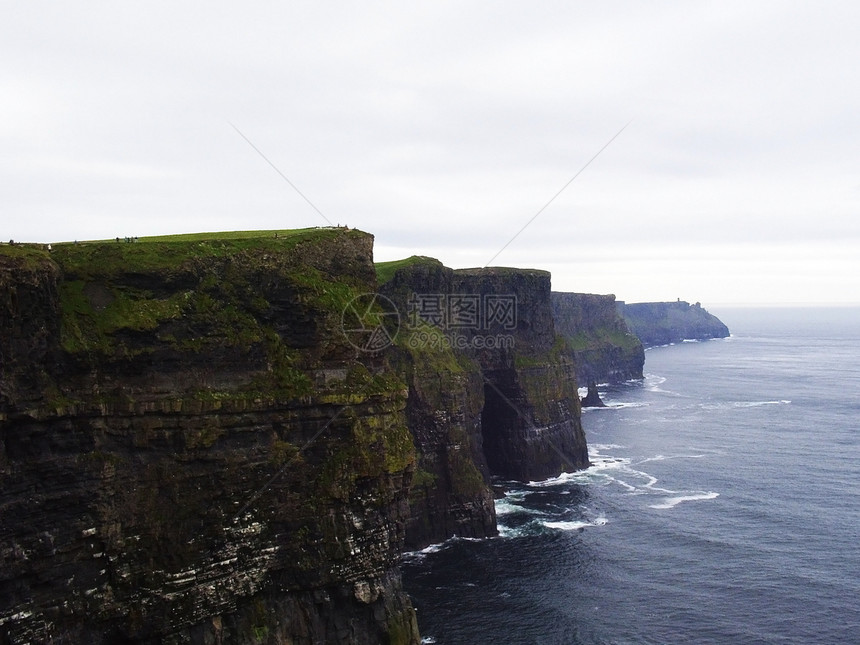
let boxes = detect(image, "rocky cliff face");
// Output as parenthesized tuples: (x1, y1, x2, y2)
(379, 259, 589, 549)
(452, 270, 588, 482)
(551, 292, 644, 384)
(1, 231, 420, 644)
(1, 234, 594, 643)
(620, 300, 730, 347)
(377, 259, 497, 551)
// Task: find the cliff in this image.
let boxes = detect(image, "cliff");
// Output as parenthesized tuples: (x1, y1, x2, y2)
(1, 231, 420, 644)
(376, 257, 496, 551)
(1, 234, 592, 643)
(551, 292, 644, 384)
(452, 269, 588, 481)
(379, 258, 589, 549)
(620, 300, 730, 347)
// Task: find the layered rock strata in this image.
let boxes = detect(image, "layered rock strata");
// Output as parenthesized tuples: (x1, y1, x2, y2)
(379, 258, 589, 549)
(1, 232, 420, 644)
(1, 235, 594, 643)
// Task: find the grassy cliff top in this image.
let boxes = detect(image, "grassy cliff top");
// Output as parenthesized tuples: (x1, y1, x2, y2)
(454, 266, 550, 275)
(374, 255, 443, 285)
(0, 243, 52, 269)
(0, 227, 379, 375)
(121, 228, 340, 243)
(0, 227, 370, 279)
(374, 257, 551, 287)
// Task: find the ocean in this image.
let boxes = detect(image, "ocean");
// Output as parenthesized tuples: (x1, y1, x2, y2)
(401, 307, 860, 644)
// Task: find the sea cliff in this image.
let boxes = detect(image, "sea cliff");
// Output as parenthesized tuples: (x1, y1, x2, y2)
(551, 292, 644, 385)
(620, 300, 730, 347)
(1, 233, 589, 643)
(378, 257, 589, 550)
(1, 231, 420, 644)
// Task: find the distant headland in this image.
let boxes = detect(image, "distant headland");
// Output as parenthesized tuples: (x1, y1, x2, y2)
(619, 299, 730, 348)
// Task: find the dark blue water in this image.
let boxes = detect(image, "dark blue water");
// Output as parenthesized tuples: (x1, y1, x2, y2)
(402, 307, 860, 644)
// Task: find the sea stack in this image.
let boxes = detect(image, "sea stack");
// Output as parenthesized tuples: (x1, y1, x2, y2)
(581, 382, 606, 408)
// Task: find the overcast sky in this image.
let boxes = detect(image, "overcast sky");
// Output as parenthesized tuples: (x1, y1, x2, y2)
(4, 1, 859, 305)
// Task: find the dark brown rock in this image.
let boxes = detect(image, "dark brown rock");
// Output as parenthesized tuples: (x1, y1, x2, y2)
(0, 233, 421, 644)
(381, 261, 589, 538)
(581, 382, 607, 408)
(1, 234, 595, 642)
(551, 292, 644, 385)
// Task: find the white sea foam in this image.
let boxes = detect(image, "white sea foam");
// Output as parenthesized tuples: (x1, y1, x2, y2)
(735, 400, 792, 408)
(541, 522, 591, 531)
(497, 522, 533, 538)
(642, 373, 690, 397)
(493, 499, 546, 517)
(589, 443, 722, 509)
(582, 400, 650, 412)
(644, 343, 673, 351)
(701, 399, 791, 410)
(511, 441, 720, 528)
(587, 455, 632, 471)
(542, 515, 607, 531)
(401, 542, 446, 560)
(499, 512, 607, 537)
(493, 499, 518, 516)
(500, 489, 528, 501)
(590, 443, 625, 451)
(527, 470, 596, 487)
(401, 535, 485, 561)
(643, 373, 677, 395)
(639, 453, 707, 464)
(639, 472, 672, 494)
(648, 491, 719, 509)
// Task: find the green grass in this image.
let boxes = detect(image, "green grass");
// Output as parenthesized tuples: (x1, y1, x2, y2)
(453, 266, 550, 277)
(58, 280, 187, 354)
(562, 327, 641, 352)
(49, 226, 372, 358)
(48, 226, 361, 349)
(138, 228, 329, 242)
(49, 227, 355, 279)
(410, 468, 438, 490)
(374, 255, 442, 285)
(0, 244, 52, 269)
(52, 227, 334, 245)
(8, 227, 400, 407)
